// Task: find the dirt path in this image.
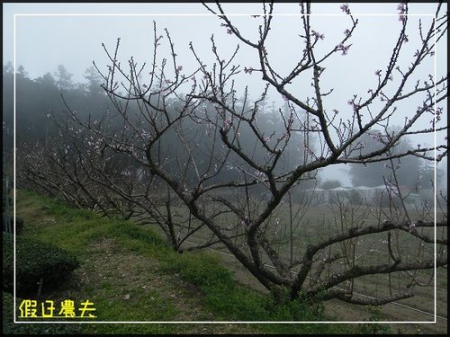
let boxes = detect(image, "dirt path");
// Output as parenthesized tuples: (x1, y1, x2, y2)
(48, 238, 259, 334)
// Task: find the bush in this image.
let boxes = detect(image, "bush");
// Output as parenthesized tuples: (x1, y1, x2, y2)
(263, 287, 326, 321)
(320, 179, 342, 190)
(3, 234, 80, 297)
(348, 189, 363, 205)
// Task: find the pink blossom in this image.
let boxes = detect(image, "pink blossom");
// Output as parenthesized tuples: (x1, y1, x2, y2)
(340, 4, 350, 14)
(336, 43, 351, 55)
(311, 30, 325, 40)
(222, 119, 232, 132)
(255, 170, 264, 177)
(227, 28, 233, 35)
(397, 2, 407, 21)
(407, 222, 416, 232)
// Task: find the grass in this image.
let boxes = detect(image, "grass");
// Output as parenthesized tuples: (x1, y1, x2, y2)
(1, 189, 378, 335)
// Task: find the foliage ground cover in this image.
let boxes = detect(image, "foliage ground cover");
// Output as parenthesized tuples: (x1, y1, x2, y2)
(2, 189, 376, 335)
(3, 233, 80, 297)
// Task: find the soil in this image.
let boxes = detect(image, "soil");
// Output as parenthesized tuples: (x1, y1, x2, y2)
(45, 238, 259, 334)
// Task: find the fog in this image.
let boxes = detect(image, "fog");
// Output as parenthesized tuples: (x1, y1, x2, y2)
(3, 2, 447, 187)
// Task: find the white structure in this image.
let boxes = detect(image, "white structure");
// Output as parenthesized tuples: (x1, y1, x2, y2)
(304, 185, 425, 209)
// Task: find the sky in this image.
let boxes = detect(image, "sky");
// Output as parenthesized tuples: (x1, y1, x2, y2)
(2, 2, 448, 187)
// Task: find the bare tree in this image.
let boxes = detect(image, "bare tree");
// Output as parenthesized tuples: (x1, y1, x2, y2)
(18, 2, 447, 306)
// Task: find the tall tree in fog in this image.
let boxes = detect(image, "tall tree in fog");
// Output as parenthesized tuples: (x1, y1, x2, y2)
(54, 64, 74, 91)
(5, 64, 114, 144)
(348, 130, 421, 188)
(83, 65, 105, 97)
(3, 63, 14, 171)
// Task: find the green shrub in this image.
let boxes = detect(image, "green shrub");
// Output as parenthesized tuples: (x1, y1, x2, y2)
(348, 189, 363, 205)
(321, 179, 342, 190)
(359, 305, 391, 334)
(3, 234, 80, 297)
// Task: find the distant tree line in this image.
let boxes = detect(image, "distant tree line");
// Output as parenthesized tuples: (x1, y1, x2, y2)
(3, 63, 441, 190)
(3, 63, 108, 150)
(4, 62, 319, 191)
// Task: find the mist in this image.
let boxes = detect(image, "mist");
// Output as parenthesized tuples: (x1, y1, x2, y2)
(3, 2, 448, 188)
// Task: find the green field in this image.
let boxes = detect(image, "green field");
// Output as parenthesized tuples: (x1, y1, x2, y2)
(4, 189, 447, 334)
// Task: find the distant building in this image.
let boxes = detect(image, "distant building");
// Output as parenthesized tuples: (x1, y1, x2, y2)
(304, 185, 424, 209)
